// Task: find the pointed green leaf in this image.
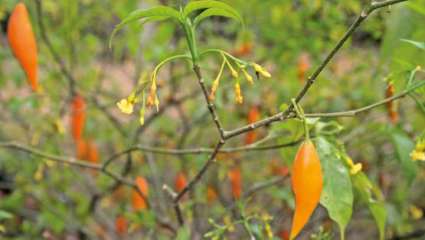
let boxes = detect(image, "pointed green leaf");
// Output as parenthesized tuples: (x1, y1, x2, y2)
(184, 0, 242, 23)
(193, 8, 242, 26)
(315, 137, 353, 240)
(0, 210, 13, 221)
(368, 201, 387, 240)
(407, 1, 425, 16)
(401, 39, 425, 50)
(109, 6, 182, 48)
(389, 128, 418, 186)
(352, 172, 386, 240)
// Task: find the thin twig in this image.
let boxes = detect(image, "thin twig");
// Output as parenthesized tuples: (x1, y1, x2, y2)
(102, 139, 302, 167)
(174, 141, 224, 203)
(0, 142, 148, 208)
(193, 65, 226, 139)
(223, 0, 409, 139)
(305, 85, 416, 118)
(35, 0, 76, 96)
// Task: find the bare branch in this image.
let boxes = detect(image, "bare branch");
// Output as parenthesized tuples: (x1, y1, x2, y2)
(223, 0, 409, 139)
(305, 84, 417, 118)
(193, 65, 226, 139)
(35, 0, 76, 96)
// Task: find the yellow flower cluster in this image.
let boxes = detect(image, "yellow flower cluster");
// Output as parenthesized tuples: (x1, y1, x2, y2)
(146, 82, 159, 111)
(208, 53, 271, 105)
(234, 82, 243, 104)
(252, 63, 271, 78)
(116, 73, 154, 126)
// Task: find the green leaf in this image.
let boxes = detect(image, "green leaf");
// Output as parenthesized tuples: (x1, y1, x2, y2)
(176, 225, 191, 240)
(0, 210, 13, 221)
(316, 137, 353, 240)
(193, 8, 242, 26)
(368, 201, 387, 240)
(401, 39, 425, 50)
(407, 1, 425, 16)
(352, 172, 386, 240)
(109, 6, 182, 48)
(389, 128, 418, 186)
(184, 0, 243, 23)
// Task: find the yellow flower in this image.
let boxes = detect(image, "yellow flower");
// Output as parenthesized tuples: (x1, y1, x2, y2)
(252, 63, 271, 78)
(265, 223, 273, 239)
(234, 82, 243, 104)
(350, 163, 362, 175)
(345, 156, 362, 175)
(54, 119, 65, 134)
(411, 140, 425, 161)
(409, 205, 423, 220)
(154, 95, 160, 111)
(147, 82, 159, 111)
(117, 98, 134, 114)
(411, 150, 425, 161)
(242, 68, 254, 84)
(209, 79, 220, 101)
(139, 107, 145, 126)
(223, 215, 235, 232)
(224, 58, 239, 78)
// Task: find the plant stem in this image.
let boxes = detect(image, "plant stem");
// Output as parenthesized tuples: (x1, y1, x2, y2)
(292, 99, 310, 140)
(183, 20, 199, 64)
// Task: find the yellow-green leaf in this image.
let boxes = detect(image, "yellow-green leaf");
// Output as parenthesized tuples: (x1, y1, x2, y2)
(184, 0, 243, 24)
(109, 6, 182, 48)
(193, 8, 242, 26)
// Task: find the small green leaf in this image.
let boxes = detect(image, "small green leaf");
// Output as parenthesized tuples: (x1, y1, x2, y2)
(109, 6, 182, 48)
(316, 137, 353, 240)
(400, 39, 425, 50)
(184, 0, 242, 22)
(0, 210, 13, 221)
(193, 8, 242, 26)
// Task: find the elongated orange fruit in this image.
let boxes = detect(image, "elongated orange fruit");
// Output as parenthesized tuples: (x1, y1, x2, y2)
(132, 176, 149, 211)
(115, 215, 128, 235)
(71, 95, 86, 142)
(87, 141, 99, 164)
(297, 53, 310, 83)
(175, 172, 187, 193)
(245, 106, 260, 144)
(207, 185, 218, 203)
(228, 167, 242, 199)
(290, 140, 323, 239)
(7, 3, 38, 91)
(385, 82, 399, 124)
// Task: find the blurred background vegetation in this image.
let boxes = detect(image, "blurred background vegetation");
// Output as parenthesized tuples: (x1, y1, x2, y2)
(0, 0, 424, 239)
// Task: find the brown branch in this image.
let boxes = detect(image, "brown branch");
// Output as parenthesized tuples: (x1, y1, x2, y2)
(173, 141, 224, 203)
(243, 176, 287, 199)
(223, 0, 409, 139)
(193, 65, 226, 139)
(0, 141, 177, 233)
(35, 0, 76, 96)
(305, 83, 415, 118)
(102, 139, 302, 167)
(0, 142, 148, 209)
